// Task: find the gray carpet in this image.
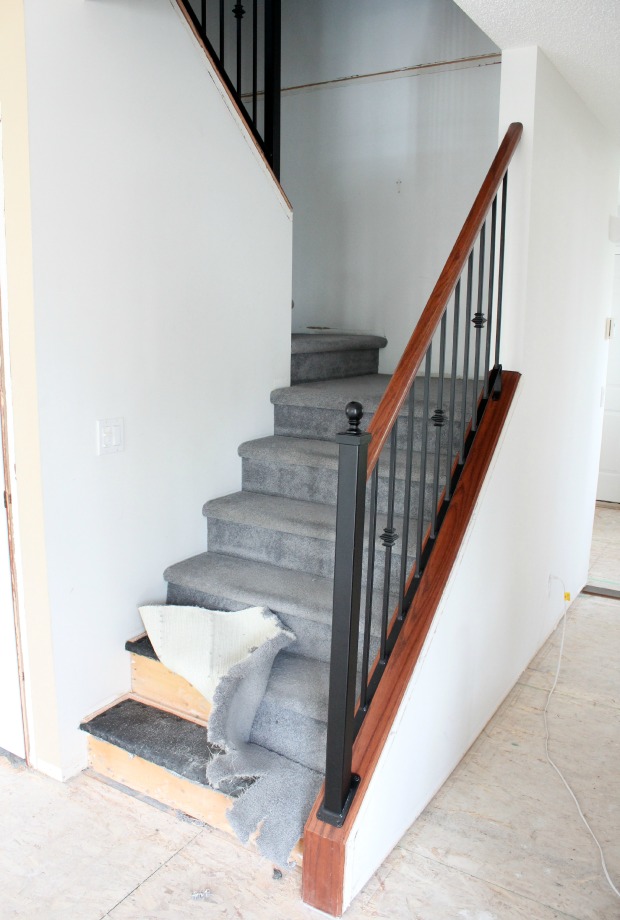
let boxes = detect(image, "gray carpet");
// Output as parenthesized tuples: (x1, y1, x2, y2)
(205, 622, 323, 868)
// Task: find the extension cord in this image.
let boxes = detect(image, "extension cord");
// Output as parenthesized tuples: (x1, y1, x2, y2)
(545, 577, 619, 900)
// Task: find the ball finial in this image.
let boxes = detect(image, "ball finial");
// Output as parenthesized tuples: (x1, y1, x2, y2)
(345, 401, 364, 434)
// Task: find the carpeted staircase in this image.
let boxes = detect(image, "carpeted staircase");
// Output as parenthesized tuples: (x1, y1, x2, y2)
(81, 331, 461, 862)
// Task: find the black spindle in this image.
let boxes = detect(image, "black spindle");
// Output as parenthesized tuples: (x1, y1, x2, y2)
(483, 197, 497, 398)
(430, 312, 447, 538)
(233, 1, 245, 94)
(220, 0, 225, 64)
(201, 0, 207, 33)
(460, 252, 474, 460)
(264, 0, 281, 177)
(414, 348, 432, 582)
(495, 173, 508, 371)
(379, 424, 399, 662)
(360, 465, 379, 711)
(471, 223, 486, 432)
(446, 282, 461, 500)
(397, 385, 416, 620)
(252, 0, 258, 123)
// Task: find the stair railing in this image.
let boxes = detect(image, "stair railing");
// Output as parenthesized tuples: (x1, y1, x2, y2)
(177, 0, 281, 177)
(318, 122, 523, 827)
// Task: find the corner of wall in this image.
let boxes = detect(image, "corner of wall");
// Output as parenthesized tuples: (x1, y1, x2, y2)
(0, 0, 63, 775)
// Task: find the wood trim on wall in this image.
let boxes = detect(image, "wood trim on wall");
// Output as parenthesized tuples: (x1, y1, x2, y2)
(0, 277, 29, 763)
(302, 370, 521, 917)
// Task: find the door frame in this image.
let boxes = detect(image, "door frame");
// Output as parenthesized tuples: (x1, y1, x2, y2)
(0, 116, 29, 762)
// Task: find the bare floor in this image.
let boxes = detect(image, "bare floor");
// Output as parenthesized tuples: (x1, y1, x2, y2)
(1, 507, 619, 919)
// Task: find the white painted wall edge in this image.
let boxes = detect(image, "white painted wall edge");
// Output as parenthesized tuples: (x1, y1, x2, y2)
(168, 0, 292, 218)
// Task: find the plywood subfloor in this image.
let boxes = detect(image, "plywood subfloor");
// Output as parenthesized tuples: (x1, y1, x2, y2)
(0, 507, 618, 919)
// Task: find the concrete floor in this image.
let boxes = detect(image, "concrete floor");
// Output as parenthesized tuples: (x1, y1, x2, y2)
(1, 505, 619, 919)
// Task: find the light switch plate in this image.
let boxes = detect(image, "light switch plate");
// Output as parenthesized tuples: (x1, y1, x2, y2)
(97, 418, 124, 455)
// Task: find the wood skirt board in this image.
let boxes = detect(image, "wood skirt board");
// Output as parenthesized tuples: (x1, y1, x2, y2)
(130, 654, 211, 725)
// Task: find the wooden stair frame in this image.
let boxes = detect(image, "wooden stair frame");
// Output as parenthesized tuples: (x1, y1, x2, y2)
(302, 370, 520, 916)
(82, 641, 306, 864)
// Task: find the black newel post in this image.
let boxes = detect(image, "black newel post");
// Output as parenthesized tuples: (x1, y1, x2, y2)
(318, 401, 370, 826)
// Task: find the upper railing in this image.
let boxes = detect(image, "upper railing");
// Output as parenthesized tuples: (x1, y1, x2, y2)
(178, 0, 281, 177)
(318, 122, 523, 827)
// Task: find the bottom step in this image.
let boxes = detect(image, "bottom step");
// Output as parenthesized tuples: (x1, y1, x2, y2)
(81, 697, 245, 836)
(81, 697, 304, 864)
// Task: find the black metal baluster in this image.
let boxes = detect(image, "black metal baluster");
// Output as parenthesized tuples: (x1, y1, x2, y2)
(252, 0, 258, 123)
(264, 0, 281, 177)
(430, 313, 447, 538)
(397, 385, 416, 621)
(471, 223, 486, 432)
(201, 0, 207, 34)
(319, 402, 368, 826)
(360, 465, 378, 711)
(233, 1, 245, 94)
(379, 424, 399, 662)
(483, 197, 497, 398)
(446, 282, 460, 500)
(220, 0, 225, 65)
(460, 252, 474, 461)
(414, 348, 432, 582)
(495, 173, 508, 375)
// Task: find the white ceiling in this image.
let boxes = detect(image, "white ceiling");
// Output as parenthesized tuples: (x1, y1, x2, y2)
(454, 0, 620, 145)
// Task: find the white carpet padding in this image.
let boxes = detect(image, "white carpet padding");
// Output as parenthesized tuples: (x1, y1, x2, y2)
(139, 604, 323, 867)
(138, 604, 284, 701)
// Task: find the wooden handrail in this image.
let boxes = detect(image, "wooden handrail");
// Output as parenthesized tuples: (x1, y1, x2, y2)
(366, 122, 522, 474)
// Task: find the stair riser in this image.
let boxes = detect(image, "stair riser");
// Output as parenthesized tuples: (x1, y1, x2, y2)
(291, 349, 379, 385)
(251, 704, 327, 774)
(206, 517, 416, 590)
(86, 736, 236, 833)
(274, 405, 464, 452)
(166, 580, 387, 664)
(242, 458, 439, 514)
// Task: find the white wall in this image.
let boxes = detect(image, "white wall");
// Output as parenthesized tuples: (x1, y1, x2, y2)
(598, 251, 620, 501)
(280, 0, 500, 372)
(342, 47, 619, 910)
(19, 0, 292, 777)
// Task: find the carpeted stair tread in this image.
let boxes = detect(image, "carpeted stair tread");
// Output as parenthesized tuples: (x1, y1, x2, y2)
(204, 491, 337, 541)
(261, 652, 329, 722)
(203, 491, 416, 583)
(80, 697, 250, 796)
(164, 552, 391, 663)
(271, 373, 456, 413)
(125, 634, 156, 660)
(239, 435, 340, 470)
(165, 552, 335, 626)
(272, 373, 393, 412)
(239, 435, 436, 481)
(290, 334, 388, 384)
(250, 652, 330, 772)
(272, 374, 465, 447)
(291, 333, 387, 355)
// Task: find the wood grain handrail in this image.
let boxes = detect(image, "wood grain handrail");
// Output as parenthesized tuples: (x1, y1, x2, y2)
(366, 122, 522, 474)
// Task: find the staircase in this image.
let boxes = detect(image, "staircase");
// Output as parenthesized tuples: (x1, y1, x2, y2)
(80, 330, 459, 855)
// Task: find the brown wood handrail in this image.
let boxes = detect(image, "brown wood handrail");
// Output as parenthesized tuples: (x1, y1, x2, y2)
(366, 122, 523, 474)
